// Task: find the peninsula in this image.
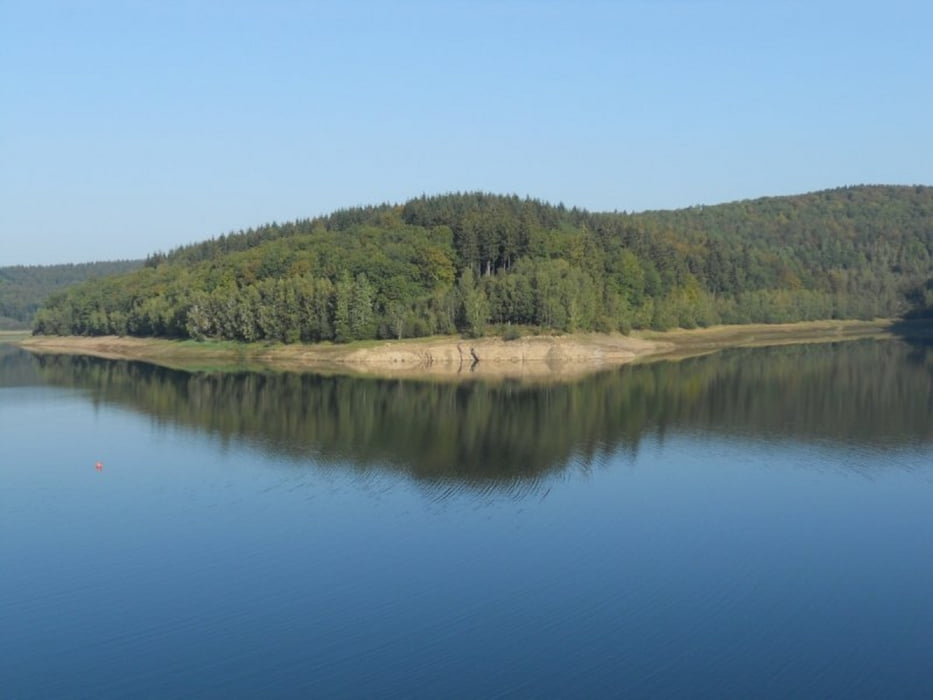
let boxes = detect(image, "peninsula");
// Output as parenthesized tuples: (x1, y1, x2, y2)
(22, 186, 933, 378)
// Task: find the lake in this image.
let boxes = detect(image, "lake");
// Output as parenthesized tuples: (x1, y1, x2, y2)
(2, 339, 933, 698)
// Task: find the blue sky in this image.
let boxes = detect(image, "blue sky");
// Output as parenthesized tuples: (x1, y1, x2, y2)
(2, 1, 932, 265)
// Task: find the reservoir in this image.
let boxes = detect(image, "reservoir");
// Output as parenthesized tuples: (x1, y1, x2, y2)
(2, 338, 932, 698)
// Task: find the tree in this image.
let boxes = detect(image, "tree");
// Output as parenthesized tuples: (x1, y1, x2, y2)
(463, 287, 490, 338)
(334, 272, 353, 343)
(458, 268, 489, 337)
(387, 301, 407, 340)
(349, 273, 375, 340)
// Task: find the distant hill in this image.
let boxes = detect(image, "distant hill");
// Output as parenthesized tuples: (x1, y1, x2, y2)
(0, 260, 142, 329)
(33, 186, 933, 341)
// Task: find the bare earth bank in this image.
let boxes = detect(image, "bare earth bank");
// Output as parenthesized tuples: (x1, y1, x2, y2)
(14, 320, 900, 381)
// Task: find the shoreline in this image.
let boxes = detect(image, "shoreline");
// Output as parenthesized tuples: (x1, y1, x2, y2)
(10, 319, 915, 381)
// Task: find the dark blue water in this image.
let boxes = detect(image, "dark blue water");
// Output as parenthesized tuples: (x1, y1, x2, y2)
(2, 340, 933, 698)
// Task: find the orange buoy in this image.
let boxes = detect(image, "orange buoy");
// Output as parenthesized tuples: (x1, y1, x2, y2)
(95, 461, 103, 471)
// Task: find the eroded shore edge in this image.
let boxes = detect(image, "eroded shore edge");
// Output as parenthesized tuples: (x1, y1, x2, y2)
(11, 319, 915, 382)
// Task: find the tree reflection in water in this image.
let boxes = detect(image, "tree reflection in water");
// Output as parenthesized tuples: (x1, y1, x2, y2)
(15, 338, 933, 488)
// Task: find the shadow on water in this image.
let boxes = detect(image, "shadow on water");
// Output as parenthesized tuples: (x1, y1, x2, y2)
(6, 337, 933, 487)
(887, 317, 933, 356)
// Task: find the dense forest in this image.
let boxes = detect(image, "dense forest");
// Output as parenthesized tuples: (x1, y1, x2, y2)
(0, 260, 141, 330)
(33, 186, 933, 341)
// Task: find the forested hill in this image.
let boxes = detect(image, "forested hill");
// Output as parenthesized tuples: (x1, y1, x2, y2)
(0, 260, 141, 330)
(33, 185, 933, 342)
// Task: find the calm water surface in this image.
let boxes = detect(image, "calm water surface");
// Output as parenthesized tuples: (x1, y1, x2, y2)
(2, 339, 933, 698)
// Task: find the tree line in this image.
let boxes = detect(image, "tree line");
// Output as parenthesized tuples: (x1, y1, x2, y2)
(33, 186, 933, 341)
(0, 260, 141, 330)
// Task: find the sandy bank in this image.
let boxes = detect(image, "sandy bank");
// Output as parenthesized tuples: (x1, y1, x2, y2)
(17, 333, 668, 380)
(15, 319, 900, 381)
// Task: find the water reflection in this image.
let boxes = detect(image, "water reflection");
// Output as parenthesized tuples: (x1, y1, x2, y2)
(0, 343, 41, 386)
(9, 339, 933, 484)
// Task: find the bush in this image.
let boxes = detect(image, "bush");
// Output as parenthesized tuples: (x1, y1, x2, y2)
(502, 325, 522, 341)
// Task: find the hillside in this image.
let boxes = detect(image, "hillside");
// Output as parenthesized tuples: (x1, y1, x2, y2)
(0, 260, 142, 330)
(32, 186, 933, 342)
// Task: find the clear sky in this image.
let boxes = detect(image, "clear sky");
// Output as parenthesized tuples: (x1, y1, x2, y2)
(2, 1, 932, 265)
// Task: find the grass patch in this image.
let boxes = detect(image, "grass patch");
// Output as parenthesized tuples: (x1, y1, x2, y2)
(0, 330, 31, 343)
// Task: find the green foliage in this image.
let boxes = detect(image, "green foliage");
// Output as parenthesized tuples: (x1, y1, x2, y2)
(32, 186, 933, 341)
(0, 260, 141, 328)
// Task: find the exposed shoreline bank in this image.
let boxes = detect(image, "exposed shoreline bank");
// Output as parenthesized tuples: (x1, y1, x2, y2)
(12, 319, 919, 381)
